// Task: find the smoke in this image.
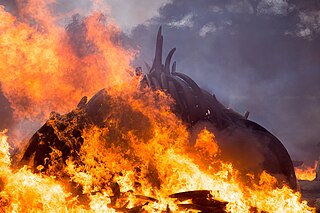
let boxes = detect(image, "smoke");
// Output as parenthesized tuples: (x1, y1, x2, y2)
(0, 0, 17, 13)
(128, 0, 320, 164)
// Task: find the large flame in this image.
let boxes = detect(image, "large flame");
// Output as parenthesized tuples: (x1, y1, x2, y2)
(295, 161, 317, 181)
(0, 1, 133, 121)
(0, 1, 316, 213)
(0, 123, 315, 212)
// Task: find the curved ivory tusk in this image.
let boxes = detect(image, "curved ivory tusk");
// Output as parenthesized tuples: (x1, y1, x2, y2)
(151, 26, 163, 73)
(145, 74, 152, 88)
(169, 75, 198, 109)
(171, 61, 176, 73)
(77, 96, 88, 108)
(160, 72, 169, 90)
(151, 76, 161, 90)
(172, 72, 202, 95)
(168, 80, 183, 111)
(164, 48, 176, 74)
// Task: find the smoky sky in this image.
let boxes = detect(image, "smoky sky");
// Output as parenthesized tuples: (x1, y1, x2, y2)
(0, 0, 320, 164)
(128, 0, 320, 164)
(0, 0, 169, 31)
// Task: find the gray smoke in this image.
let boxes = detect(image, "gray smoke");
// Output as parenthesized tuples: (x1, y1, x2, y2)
(128, 0, 320, 165)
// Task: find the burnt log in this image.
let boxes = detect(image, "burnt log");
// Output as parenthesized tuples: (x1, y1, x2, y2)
(170, 190, 227, 213)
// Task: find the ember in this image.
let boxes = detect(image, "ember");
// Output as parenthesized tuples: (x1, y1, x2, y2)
(0, 1, 316, 213)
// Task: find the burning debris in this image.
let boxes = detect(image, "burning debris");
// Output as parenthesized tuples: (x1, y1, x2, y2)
(0, 1, 317, 212)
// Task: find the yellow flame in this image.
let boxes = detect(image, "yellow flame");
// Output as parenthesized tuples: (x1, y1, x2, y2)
(295, 162, 317, 181)
(0, 126, 316, 212)
(0, 1, 317, 212)
(0, 3, 134, 121)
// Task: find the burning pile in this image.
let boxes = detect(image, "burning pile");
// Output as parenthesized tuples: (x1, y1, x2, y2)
(0, 1, 316, 212)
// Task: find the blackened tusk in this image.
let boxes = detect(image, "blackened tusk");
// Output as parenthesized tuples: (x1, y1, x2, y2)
(173, 72, 202, 95)
(168, 81, 183, 110)
(77, 96, 88, 108)
(151, 76, 161, 90)
(168, 76, 188, 111)
(164, 48, 176, 74)
(145, 74, 152, 88)
(160, 72, 169, 90)
(151, 26, 163, 72)
(169, 75, 197, 110)
(171, 61, 176, 73)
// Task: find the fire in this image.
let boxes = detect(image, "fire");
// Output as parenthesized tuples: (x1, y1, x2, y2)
(0, 2, 134, 121)
(0, 1, 316, 212)
(295, 162, 317, 181)
(194, 128, 220, 157)
(0, 125, 316, 212)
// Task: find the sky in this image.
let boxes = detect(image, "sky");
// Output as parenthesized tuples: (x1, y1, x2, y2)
(0, 0, 320, 164)
(128, 0, 320, 164)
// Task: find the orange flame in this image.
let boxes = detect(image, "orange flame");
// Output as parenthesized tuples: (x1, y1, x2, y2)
(295, 161, 317, 181)
(195, 128, 220, 157)
(0, 1, 316, 213)
(0, 124, 316, 213)
(0, 2, 134, 121)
